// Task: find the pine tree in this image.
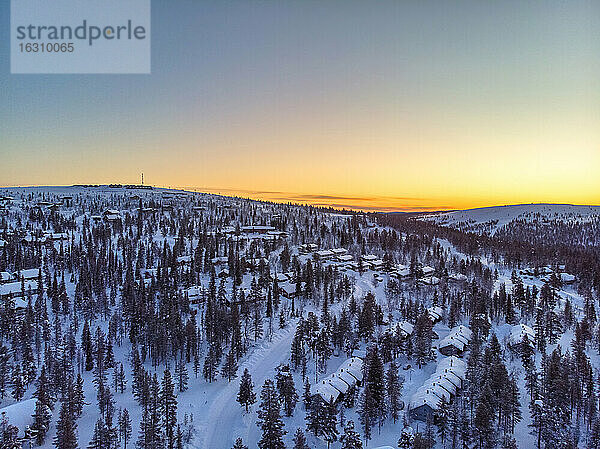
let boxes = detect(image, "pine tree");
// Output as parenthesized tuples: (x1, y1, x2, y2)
(397, 427, 414, 449)
(31, 398, 52, 445)
(203, 342, 220, 383)
(161, 369, 178, 449)
(436, 396, 450, 447)
(222, 348, 238, 382)
(82, 321, 94, 372)
(11, 364, 25, 401)
(54, 400, 78, 449)
(113, 363, 127, 394)
(237, 368, 256, 412)
(340, 421, 363, 449)
(292, 428, 309, 449)
(386, 361, 402, 423)
(118, 408, 132, 449)
(276, 366, 298, 417)
(232, 438, 248, 449)
(256, 379, 286, 449)
(73, 374, 85, 419)
(175, 358, 189, 392)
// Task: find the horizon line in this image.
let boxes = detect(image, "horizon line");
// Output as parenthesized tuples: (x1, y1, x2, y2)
(1, 183, 599, 214)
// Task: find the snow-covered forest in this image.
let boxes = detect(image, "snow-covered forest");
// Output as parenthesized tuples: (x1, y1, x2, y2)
(1, 186, 599, 449)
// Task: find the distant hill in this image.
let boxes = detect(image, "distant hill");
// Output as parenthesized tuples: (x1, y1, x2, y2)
(418, 203, 600, 235)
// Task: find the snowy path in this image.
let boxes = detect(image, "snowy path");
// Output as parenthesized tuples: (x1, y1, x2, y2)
(200, 323, 297, 449)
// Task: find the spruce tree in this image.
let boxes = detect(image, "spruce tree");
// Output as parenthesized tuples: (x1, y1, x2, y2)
(256, 379, 286, 449)
(386, 361, 402, 423)
(54, 400, 78, 449)
(292, 428, 309, 449)
(276, 366, 298, 417)
(222, 348, 238, 382)
(160, 369, 178, 449)
(232, 438, 248, 449)
(340, 421, 363, 449)
(237, 368, 256, 412)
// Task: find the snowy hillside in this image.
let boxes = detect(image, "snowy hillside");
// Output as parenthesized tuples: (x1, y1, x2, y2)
(0, 186, 599, 449)
(420, 204, 600, 235)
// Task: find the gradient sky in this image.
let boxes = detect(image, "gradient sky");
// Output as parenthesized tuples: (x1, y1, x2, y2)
(1, 1, 599, 211)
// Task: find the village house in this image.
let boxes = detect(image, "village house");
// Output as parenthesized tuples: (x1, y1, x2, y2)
(313, 357, 364, 404)
(409, 356, 466, 422)
(438, 325, 473, 356)
(0, 279, 39, 300)
(0, 271, 15, 284)
(427, 306, 444, 324)
(314, 249, 335, 261)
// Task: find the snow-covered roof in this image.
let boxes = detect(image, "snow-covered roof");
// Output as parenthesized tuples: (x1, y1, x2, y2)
(560, 273, 576, 283)
(409, 391, 441, 411)
(315, 250, 334, 258)
(438, 325, 472, 351)
(410, 356, 466, 412)
(313, 381, 340, 403)
(314, 357, 363, 403)
(436, 356, 467, 380)
(427, 306, 444, 321)
(0, 280, 38, 297)
(330, 248, 348, 255)
(422, 266, 435, 275)
(0, 271, 14, 282)
(388, 321, 414, 338)
(509, 324, 535, 347)
(17, 268, 40, 279)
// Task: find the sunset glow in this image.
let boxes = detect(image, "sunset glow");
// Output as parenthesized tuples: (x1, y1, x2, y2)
(2, 1, 599, 211)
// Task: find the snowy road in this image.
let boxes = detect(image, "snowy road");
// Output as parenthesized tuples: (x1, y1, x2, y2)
(200, 322, 297, 449)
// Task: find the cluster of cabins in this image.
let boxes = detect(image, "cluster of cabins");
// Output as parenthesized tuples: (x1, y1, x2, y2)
(0, 268, 41, 314)
(437, 325, 473, 356)
(312, 356, 364, 404)
(519, 265, 576, 285)
(216, 225, 287, 242)
(409, 356, 467, 421)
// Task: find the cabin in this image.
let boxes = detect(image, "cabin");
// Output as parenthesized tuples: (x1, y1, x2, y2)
(103, 209, 121, 222)
(314, 250, 335, 261)
(448, 273, 468, 284)
(176, 255, 192, 266)
(438, 325, 473, 356)
(0, 271, 15, 284)
(421, 266, 435, 278)
(0, 280, 39, 300)
(508, 324, 536, 353)
(409, 356, 466, 422)
(330, 248, 348, 257)
(241, 225, 275, 234)
(387, 321, 414, 339)
(336, 254, 354, 263)
(419, 276, 440, 286)
(16, 268, 41, 281)
(427, 306, 444, 324)
(560, 273, 576, 284)
(278, 281, 301, 299)
(312, 357, 363, 404)
(394, 267, 411, 281)
(298, 243, 318, 254)
(185, 286, 203, 304)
